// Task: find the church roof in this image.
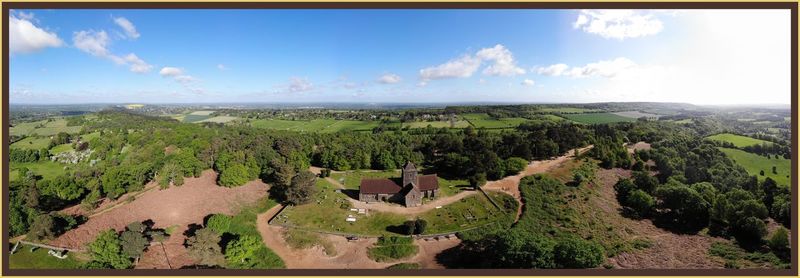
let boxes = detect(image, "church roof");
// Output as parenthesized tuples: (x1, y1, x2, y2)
(403, 161, 417, 170)
(417, 174, 439, 191)
(359, 179, 402, 194)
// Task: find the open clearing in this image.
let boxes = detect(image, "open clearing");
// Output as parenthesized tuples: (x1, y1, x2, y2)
(562, 113, 637, 124)
(10, 137, 51, 150)
(258, 205, 462, 269)
(10, 161, 67, 182)
(706, 133, 773, 148)
(196, 115, 239, 123)
(462, 113, 530, 129)
(613, 111, 660, 119)
(49, 170, 268, 269)
(718, 147, 790, 186)
(538, 107, 600, 113)
(11, 118, 82, 137)
(402, 120, 470, 129)
(9, 247, 85, 269)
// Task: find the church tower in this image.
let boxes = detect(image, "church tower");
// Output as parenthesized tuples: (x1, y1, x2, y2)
(402, 161, 418, 188)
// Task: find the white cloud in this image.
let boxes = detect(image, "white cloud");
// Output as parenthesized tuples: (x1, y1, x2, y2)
(476, 44, 525, 76)
(174, 75, 197, 84)
(536, 58, 636, 78)
(419, 44, 525, 83)
(113, 17, 140, 39)
(10, 13, 62, 54)
(573, 10, 663, 40)
(521, 79, 535, 86)
(378, 73, 402, 84)
(73, 30, 111, 57)
(287, 77, 314, 93)
(419, 55, 482, 81)
(159, 67, 184, 77)
(121, 53, 152, 73)
(217, 64, 228, 71)
(73, 29, 152, 73)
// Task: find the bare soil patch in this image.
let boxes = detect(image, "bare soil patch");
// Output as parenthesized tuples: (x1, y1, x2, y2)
(625, 141, 652, 154)
(593, 168, 726, 269)
(50, 170, 268, 269)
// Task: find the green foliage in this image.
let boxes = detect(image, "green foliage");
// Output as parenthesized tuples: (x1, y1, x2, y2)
(88, 229, 132, 269)
(119, 230, 149, 259)
(284, 171, 317, 205)
(27, 213, 56, 240)
(553, 237, 605, 268)
(767, 228, 789, 256)
(505, 157, 528, 174)
(218, 163, 252, 187)
(186, 228, 225, 266)
(654, 182, 710, 232)
(206, 214, 233, 235)
(368, 236, 418, 262)
(225, 235, 262, 268)
(625, 190, 654, 217)
(387, 263, 421, 269)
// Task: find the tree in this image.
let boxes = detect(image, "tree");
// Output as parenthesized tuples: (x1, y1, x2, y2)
(771, 166, 777, 174)
(206, 214, 232, 234)
(402, 221, 416, 235)
(759, 170, 765, 176)
(27, 213, 56, 240)
(505, 157, 528, 174)
(186, 228, 225, 266)
(495, 230, 556, 268)
(158, 162, 185, 189)
(225, 235, 261, 268)
(733, 216, 767, 246)
(553, 237, 604, 268)
(88, 229, 132, 269)
(414, 219, 428, 235)
(218, 163, 251, 187)
(613, 178, 636, 205)
(626, 189, 654, 218)
(768, 228, 789, 257)
(284, 171, 317, 205)
(654, 184, 710, 231)
(120, 230, 148, 261)
(469, 172, 487, 189)
(632, 171, 658, 194)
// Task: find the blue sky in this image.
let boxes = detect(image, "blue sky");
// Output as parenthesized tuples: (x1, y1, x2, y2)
(9, 9, 791, 104)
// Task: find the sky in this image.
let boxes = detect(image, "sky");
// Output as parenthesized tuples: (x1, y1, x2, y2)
(9, 9, 791, 105)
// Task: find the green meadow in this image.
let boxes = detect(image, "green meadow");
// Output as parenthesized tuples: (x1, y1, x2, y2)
(718, 147, 790, 186)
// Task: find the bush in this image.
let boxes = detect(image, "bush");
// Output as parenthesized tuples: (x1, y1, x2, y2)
(206, 214, 232, 235)
(505, 157, 528, 174)
(733, 216, 767, 246)
(553, 237, 604, 268)
(767, 227, 789, 255)
(625, 190, 654, 217)
(218, 163, 251, 187)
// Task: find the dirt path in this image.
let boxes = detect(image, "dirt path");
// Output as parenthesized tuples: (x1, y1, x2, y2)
(50, 170, 268, 269)
(483, 145, 593, 221)
(256, 205, 460, 269)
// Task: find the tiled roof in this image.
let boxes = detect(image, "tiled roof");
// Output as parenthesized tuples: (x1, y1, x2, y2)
(359, 179, 402, 194)
(417, 174, 439, 191)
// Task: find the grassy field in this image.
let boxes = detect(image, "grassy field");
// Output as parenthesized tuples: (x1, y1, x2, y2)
(11, 118, 82, 137)
(81, 131, 102, 142)
(463, 113, 530, 129)
(9, 247, 85, 269)
(367, 237, 418, 262)
(277, 178, 507, 236)
(706, 133, 773, 148)
(401, 120, 470, 129)
(196, 116, 239, 123)
(10, 161, 67, 182)
(418, 191, 515, 234)
(562, 113, 636, 124)
(50, 143, 74, 154)
(329, 170, 467, 197)
(183, 114, 212, 123)
(718, 148, 790, 186)
(613, 111, 660, 119)
(10, 137, 51, 150)
(250, 119, 379, 133)
(539, 107, 599, 113)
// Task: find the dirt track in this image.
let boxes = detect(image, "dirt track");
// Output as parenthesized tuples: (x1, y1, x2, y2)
(256, 205, 460, 269)
(50, 170, 268, 269)
(482, 145, 593, 221)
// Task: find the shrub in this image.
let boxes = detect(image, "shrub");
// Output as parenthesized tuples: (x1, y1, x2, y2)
(505, 157, 528, 174)
(767, 227, 789, 255)
(553, 237, 604, 268)
(625, 190, 654, 217)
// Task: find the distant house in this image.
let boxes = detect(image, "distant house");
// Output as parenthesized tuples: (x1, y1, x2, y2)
(358, 162, 439, 207)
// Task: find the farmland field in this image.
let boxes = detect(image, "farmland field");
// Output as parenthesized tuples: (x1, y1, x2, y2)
(463, 113, 530, 129)
(562, 113, 636, 124)
(183, 114, 212, 123)
(706, 133, 772, 148)
(613, 111, 660, 119)
(538, 107, 599, 113)
(402, 120, 470, 129)
(10, 137, 51, 150)
(718, 147, 790, 186)
(50, 143, 74, 154)
(10, 118, 82, 137)
(250, 119, 378, 133)
(196, 115, 239, 123)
